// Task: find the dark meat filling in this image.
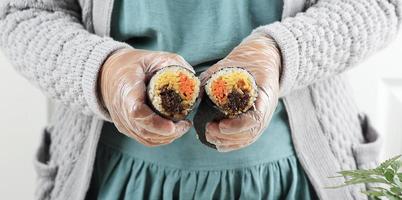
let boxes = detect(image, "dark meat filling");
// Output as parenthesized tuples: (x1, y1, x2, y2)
(223, 90, 250, 114)
(160, 86, 184, 114)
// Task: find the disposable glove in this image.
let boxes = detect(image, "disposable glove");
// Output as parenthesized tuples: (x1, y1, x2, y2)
(199, 32, 282, 152)
(99, 49, 194, 146)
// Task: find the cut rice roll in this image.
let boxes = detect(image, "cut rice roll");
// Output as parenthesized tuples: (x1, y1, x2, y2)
(205, 67, 258, 117)
(147, 65, 200, 121)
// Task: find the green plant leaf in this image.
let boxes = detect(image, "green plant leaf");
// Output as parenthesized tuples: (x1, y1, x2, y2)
(391, 160, 401, 172)
(328, 155, 402, 199)
(386, 168, 396, 182)
(362, 190, 384, 198)
(380, 155, 402, 171)
(396, 175, 402, 188)
(337, 169, 381, 177)
(344, 177, 388, 185)
(383, 190, 402, 200)
(391, 186, 402, 195)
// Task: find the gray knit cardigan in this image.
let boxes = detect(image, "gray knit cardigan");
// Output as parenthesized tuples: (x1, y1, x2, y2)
(0, 0, 400, 199)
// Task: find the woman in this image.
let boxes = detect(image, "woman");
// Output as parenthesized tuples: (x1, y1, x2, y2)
(0, 0, 400, 199)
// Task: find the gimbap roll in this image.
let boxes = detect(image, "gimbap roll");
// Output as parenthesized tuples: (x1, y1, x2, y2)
(204, 67, 258, 117)
(147, 65, 200, 121)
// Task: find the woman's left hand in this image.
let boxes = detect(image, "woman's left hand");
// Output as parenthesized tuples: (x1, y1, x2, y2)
(199, 32, 282, 152)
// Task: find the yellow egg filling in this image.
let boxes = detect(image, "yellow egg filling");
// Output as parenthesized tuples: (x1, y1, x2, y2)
(211, 72, 253, 104)
(155, 71, 196, 104)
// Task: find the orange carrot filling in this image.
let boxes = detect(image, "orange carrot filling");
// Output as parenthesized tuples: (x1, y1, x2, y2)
(178, 72, 195, 101)
(211, 77, 252, 104)
(211, 78, 228, 103)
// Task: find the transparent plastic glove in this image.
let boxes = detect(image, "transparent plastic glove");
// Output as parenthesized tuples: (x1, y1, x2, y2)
(99, 48, 194, 146)
(199, 32, 282, 152)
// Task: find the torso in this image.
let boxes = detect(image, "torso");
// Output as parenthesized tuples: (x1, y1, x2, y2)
(88, 0, 314, 199)
(106, 0, 292, 167)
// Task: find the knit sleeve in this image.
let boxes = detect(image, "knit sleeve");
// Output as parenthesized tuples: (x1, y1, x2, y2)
(0, 0, 131, 120)
(253, 0, 402, 96)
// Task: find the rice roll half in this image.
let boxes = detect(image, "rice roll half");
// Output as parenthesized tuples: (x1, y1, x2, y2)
(204, 67, 258, 117)
(147, 65, 200, 121)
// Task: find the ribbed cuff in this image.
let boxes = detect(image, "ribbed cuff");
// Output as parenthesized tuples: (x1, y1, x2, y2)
(82, 38, 132, 121)
(252, 22, 299, 97)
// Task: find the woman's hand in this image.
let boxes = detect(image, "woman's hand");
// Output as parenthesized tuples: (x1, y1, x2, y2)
(99, 49, 194, 146)
(199, 33, 282, 152)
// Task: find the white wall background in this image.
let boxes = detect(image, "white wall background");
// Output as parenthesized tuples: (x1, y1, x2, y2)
(0, 35, 401, 199)
(0, 51, 47, 199)
(348, 33, 402, 159)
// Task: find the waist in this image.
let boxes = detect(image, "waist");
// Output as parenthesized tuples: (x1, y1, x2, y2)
(99, 100, 294, 170)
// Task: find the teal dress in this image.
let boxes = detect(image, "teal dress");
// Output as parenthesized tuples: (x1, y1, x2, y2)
(87, 0, 315, 199)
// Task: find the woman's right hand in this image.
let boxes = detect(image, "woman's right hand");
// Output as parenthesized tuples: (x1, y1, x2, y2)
(99, 49, 194, 146)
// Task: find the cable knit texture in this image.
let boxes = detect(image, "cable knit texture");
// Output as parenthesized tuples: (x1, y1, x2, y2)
(0, 0, 130, 121)
(0, 0, 400, 199)
(255, 0, 401, 96)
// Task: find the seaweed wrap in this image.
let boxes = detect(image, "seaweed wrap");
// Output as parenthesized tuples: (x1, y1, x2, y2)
(147, 65, 200, 121)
